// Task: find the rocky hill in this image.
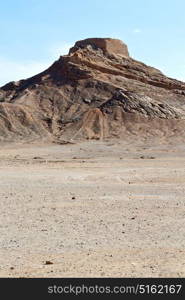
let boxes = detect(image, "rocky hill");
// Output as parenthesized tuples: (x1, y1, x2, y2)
(1, 37, 185, 142)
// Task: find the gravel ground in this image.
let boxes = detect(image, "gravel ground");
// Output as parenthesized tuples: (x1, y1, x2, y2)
(0, 139, 185, 277)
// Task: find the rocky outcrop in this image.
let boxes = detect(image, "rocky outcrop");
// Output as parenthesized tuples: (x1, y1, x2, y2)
(69, 38, 130, 58)
(1, 37, 185, 142)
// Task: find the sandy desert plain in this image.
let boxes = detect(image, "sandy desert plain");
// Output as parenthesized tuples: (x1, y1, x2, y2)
(0, 137, 185, 277)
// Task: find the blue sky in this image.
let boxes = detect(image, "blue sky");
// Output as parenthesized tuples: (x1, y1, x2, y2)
(0, 0, 185, 86)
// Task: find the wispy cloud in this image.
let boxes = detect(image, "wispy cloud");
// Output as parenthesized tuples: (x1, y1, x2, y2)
(49, 42, 73, 59)
(0, 57, 51, 87)
(0, 41, 74, 87)
(132, 28, 142, 34)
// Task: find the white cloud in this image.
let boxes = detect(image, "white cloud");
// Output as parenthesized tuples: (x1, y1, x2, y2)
(0, 57, 52, 87)
(0, 41, 74, 87)
(49, 42, 73, 59)
(3, 39, 139, 86)
(133, 28, 142, 34)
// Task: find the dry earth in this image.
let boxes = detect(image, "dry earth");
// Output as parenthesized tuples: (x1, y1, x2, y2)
(0, 139, 185, 277)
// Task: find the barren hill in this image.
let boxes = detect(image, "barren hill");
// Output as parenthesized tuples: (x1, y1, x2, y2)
(1, 37, 185, 142)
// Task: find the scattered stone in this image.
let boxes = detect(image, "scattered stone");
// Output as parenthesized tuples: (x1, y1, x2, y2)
(83, 98, 91, 104)
(140, 155, 156, 159)
(45, 261, 53, 265)
(52, 140, 75, 145)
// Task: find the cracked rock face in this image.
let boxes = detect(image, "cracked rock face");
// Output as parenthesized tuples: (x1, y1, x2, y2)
(1, 37, 185, 142)
(69, 38, 130, 58)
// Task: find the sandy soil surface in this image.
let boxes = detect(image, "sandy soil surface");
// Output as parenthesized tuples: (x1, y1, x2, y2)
(0, 139, 185, 277)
